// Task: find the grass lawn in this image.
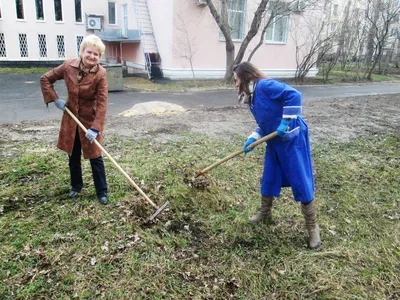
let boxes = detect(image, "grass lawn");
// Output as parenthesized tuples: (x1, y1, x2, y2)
(1, 133, 399, 299)
(0, 67, 52, 75)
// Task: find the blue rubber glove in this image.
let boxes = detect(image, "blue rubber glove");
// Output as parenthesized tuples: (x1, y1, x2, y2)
(85, 129, 99, 143)
(243, 137, 257, 156)
(277, 119, 290, 137)
(54, 99, 66, 111)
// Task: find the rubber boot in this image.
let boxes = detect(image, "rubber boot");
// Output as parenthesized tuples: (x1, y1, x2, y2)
(249, 196, 273, 223)
(301, 201, 321, 249)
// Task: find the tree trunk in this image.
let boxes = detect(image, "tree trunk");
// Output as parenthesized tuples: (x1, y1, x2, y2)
(207, 0, 269, 81)
(224, 42, 235, 81)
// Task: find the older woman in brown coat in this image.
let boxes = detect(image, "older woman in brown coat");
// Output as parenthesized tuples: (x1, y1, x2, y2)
(40, 34, 109, 204)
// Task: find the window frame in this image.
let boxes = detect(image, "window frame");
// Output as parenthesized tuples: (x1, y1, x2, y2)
(265, 14, 289, 44)
(54, 0, 64, 23)
(15, 0, 25, 21)
(37, 33, 48, 58)
(35, 0, 46, 22)
(332, 4, 339, 17)
(18, 33, 29, 58)
(219, 0, 247, 42)
(108, 1, 117, 25)
(121, 3, 128, 37)
(0, 32, 7, 58)
(75, 35, 84, 57)
(56, 34, 66, 58)
(74, 0, 83, 23)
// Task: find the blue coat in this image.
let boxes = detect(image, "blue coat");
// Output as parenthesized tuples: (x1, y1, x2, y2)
(250, 79, 314, 202)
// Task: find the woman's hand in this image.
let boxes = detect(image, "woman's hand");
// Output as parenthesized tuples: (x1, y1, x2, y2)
(85, 129, 99, 143)
(243, 137, 257, 156)
(54, 99, 66, 111)
(277, 119, 290, 137)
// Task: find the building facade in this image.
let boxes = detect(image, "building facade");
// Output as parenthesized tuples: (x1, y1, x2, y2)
(0, 0, 318, 79)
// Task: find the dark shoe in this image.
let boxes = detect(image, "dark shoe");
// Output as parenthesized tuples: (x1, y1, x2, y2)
(68, 190, 80, 198)
(98, 196, 108, 205)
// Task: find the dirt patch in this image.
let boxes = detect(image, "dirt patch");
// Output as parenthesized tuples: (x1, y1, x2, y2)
(1, 94, 399, 155)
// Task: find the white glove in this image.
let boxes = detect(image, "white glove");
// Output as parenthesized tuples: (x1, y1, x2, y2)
(54, 99, 66, 111)
(85, 129, 98, 143)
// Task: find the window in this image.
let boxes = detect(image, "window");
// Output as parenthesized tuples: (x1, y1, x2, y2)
(75, 0, 82, 22)
(57, 35, 65, 58)
(54, 0, 63, 22)
(16, 0, 25, 20)
(76, 35, 83, 57)
(19, 33, 28, 57)
(38, 34, 47, 57)
(35, 0, 44, 20)
(330, 22, 337, 32)
(228, 0, 246, 40)
(0, 33, 6, 57)
(108, 2, 116, 25)
(266, 15, 289, 43)
(122, 4, 128, 37)
(333, 4, 339, 17)
(219, 0, 246, 41)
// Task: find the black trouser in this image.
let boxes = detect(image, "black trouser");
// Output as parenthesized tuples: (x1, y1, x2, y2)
(68, 128, 108, 197)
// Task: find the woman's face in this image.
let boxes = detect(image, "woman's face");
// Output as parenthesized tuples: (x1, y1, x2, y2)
(81, 46, 100, 69)
(233, 72, 241, 89)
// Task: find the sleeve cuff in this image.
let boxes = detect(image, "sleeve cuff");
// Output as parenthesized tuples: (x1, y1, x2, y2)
(249, 131, 261, 140)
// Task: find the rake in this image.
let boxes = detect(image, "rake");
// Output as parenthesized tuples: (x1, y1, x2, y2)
(65, 107, 169, 220)
(194, 131, 278, 178)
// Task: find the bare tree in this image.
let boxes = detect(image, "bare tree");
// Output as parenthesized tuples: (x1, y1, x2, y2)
(363, 0, 400, 80)
(204, 0, 270, 81)
(247, 1, 296, 61)
(349, 8, 369, 80)
(199, 0, 320, 80)
(319, 51, 339, 83)
(291, 8, 336, 82)
(336, 0, 353, 71)
(174, 13, 199, 87)
(327, 1, 369, 81)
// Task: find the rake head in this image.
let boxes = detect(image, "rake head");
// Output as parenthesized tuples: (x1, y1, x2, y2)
(148, 201, 169, 221)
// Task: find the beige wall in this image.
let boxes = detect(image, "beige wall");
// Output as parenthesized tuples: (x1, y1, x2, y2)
(167, 0, 316, 78)
(148, 0, 174, 67)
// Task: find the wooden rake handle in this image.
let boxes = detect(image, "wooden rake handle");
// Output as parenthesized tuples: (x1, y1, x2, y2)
(65, 107, 158, 209)
(195, 131, 278, 178)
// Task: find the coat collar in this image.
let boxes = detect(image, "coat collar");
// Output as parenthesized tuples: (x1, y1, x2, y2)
(69, 58, 80, 69)
(67, 58, 98, 85)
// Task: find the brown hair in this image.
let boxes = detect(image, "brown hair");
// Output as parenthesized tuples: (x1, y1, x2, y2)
(233, 62, 266, 95)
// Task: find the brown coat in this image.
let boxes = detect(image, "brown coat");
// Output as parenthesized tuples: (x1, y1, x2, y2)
(40, 59, 108, 159)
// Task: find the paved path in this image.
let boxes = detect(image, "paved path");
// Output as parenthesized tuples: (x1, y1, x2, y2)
(1, 74, 399, 123)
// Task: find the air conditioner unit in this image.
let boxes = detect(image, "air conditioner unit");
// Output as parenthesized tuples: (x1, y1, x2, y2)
(197, 0, 207, 6)
(87, 16, 102, 30)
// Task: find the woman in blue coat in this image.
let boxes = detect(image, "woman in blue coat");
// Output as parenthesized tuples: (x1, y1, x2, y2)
(233, 62, 321, 249)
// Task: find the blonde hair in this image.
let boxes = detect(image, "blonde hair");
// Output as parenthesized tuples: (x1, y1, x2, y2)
(79, 34, 106, 57)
